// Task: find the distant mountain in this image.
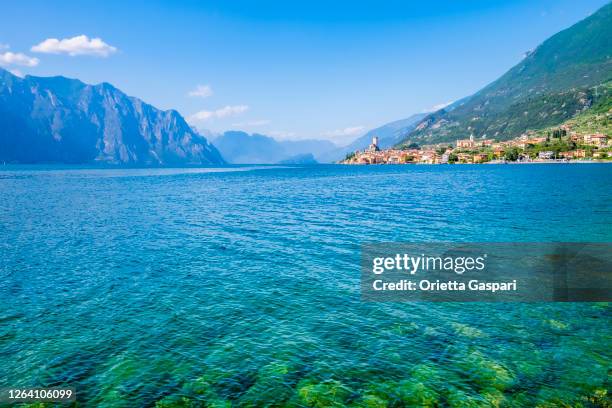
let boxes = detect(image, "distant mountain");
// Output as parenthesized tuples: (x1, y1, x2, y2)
(277, 153, 318, 165)
(212, 131, 335, 164)
(397, 2, 612, 146)
(318, 113, 427, 162)
(0, 68, 224, 164)
(346, 113, 428, 150)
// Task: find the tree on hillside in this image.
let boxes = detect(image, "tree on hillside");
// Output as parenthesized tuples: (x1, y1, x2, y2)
(504, 148, 521, 161)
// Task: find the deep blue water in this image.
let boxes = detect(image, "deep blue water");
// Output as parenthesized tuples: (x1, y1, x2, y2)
(0, 164, 611, 407)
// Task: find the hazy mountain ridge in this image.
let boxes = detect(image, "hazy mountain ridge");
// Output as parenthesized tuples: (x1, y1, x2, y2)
(213, 113, 429, 164)
(398, 2, 612, 146)
(212, 131, 335, 164)
(277, 153, 317, 165)
(0, 68, 224, 164)
(345, 113, 427, 150)
(318, 113, 428, 162)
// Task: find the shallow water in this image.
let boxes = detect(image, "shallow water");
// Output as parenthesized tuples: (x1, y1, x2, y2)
(0, 164, 610, 407)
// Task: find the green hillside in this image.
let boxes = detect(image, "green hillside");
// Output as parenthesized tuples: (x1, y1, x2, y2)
(533, 81, 612, 137)
(398, 2, 612, 146)
(561, 83, 612, 135)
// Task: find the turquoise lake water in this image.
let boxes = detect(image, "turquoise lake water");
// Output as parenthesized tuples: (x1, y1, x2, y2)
(0, 164, 611, 407)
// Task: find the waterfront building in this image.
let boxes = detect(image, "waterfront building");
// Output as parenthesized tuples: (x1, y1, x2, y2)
(418, 150, 439, 164)
(584, 133, 608, 146)
(457, 153, 472, 163)
(473, 153, 489, 163)
(538, 151, 554, 159)
(574, 149, 587, 158)
(493, 147, 505, 158)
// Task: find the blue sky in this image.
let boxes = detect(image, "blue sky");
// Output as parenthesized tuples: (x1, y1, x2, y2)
(1, 0, 608, 145)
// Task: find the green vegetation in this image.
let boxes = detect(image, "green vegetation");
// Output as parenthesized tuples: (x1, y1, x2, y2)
(436, 146, 451, 155)
(538, 82, 612, 137)
(344, 151, 356, 162)
(525, 141, 569, 158)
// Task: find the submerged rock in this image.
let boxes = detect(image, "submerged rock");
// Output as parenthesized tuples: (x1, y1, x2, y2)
(458, 351, 516, 391)
(297, 379, 353, 407)
(451, 322, 486, 339)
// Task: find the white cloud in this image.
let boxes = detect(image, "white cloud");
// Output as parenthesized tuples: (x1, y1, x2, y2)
(188, 84, 213, 98)
(323, 126, 365, 138)
(231, 119, 271, 127)
(31, 35, 117, 57)
(0, 51, 39, 67)
(189, 105, 249, 122)
(9, 69, 24, 78)
(422, 101, 452, 113)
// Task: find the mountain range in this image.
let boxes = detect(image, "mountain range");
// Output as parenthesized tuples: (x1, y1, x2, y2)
(396, 2, 612, 146)
(211, 113, 432, 164)
(0, 68, 224, 165)
(211, 131, 336, 164)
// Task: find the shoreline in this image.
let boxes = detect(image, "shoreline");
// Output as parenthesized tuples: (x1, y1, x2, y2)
(341, 159, 612, 165)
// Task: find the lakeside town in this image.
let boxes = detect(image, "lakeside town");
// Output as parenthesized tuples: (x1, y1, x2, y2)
(341, 127, 612, 165)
